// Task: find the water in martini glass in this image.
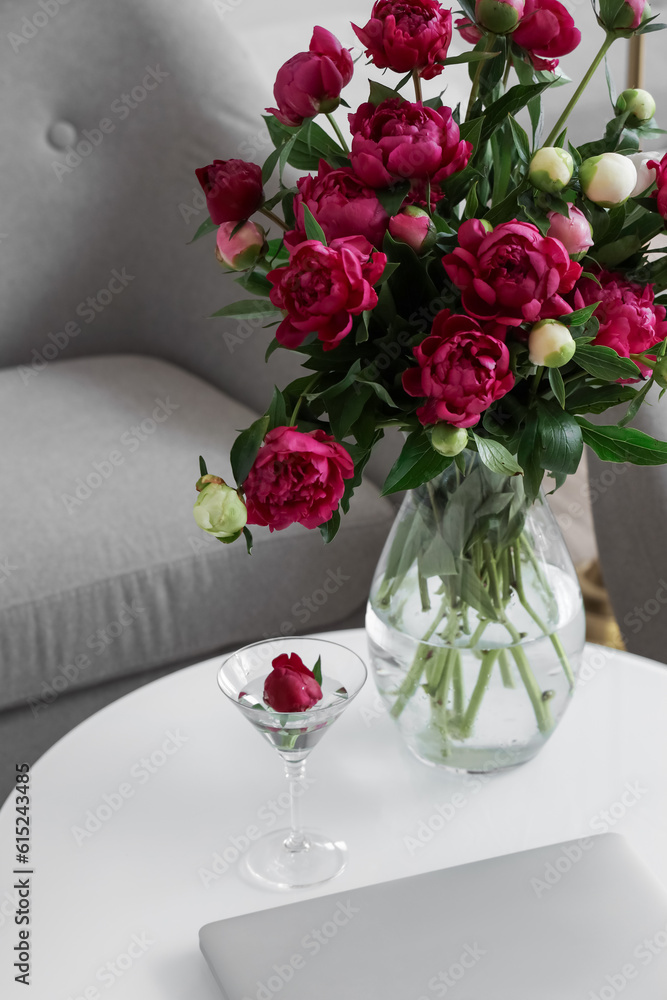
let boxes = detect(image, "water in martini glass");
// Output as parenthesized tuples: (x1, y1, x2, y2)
(217, 636, 367, 888)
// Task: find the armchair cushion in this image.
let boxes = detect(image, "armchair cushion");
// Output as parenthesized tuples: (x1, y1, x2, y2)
(0, 355, 394, 713)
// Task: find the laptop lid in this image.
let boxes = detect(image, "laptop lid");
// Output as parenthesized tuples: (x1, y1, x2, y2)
(200, 834, 667, 1000)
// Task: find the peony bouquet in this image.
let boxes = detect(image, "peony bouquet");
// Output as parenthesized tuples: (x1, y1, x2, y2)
(192, 1, 667, 762)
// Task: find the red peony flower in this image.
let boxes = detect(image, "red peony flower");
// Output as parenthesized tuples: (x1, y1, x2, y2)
(512, 0, 581, 71)
(572, 270, 667, 378)
(244, 427, 354, 531)
(286, 160, 389, 250)
(402, 310, 515, 427)
(195, 159, 263, 225)
(263, 652, 323, 712)
(455, 16, 483, 43)
(267, 27, 354, 127)
(648, 151, 667, 219)
(352, 0, 453, 81)
(442, 219, 582, 327)
(348, 99, 472, 190)
(268, 236, 387, 351)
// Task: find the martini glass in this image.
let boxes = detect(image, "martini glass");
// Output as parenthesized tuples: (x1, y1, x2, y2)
(217, 636, 367, 888)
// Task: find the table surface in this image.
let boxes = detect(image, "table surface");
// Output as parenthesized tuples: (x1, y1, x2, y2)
(1, 629, 666, 999)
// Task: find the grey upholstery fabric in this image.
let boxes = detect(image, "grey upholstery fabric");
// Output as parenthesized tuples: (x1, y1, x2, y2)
(588, 386, 667, 664)
(0, 355, 393, 713)
(0, 0, 301, 413)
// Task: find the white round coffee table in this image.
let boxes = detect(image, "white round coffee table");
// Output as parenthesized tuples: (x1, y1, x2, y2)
(1, 630, 666, 999)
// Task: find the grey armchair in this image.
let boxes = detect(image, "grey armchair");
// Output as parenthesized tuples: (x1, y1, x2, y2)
(0, 0, 394, 799)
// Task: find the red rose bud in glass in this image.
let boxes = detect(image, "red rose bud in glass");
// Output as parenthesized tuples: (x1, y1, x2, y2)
(268, 236, 387, 351)
(195, 159, 263, 225)
(455, 16, 484, 43)
(286, 161, 389, 250)
(572, 269, 667, 378)
(389, 207, 437, 254)
(216, 221, 267, 271)
(263, 653, 323, 712)
(402, 309, 515, 428)
(442, 218, 582, 327)
(267, 27, 353, 127)
(352, 0, 453, 80)
(546, 204, 593, 257)
(475, 0, 525, 34)
(648, 152, 667, 218)
(512, 0, 581, 71)
(243, 426, 354, 531)
(599, 0, 650, 33)
(348, 99, 472, 189)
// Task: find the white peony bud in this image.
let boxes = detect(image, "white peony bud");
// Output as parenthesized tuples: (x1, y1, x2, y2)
(431, 424, 468, 457)
(580, 152, 637, 208)
(615, 89, 656, 123)
(528, 320, 576, 368)
(529, 147, 574, 195)
(628, 151, 661, 197)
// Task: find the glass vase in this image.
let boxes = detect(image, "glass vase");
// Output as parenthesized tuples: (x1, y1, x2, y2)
(366, 450, 586, 772)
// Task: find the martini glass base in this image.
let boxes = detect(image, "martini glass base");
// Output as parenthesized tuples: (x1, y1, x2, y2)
(243, 828, 347, 888)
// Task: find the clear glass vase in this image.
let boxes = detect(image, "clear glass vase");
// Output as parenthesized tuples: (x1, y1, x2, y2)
(366, 450, 586, 772)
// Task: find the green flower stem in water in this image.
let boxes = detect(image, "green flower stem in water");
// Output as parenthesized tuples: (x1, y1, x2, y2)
(459, 648, 499, 738)
(498, 649, 515, 688)
(514, 538, 574, 688)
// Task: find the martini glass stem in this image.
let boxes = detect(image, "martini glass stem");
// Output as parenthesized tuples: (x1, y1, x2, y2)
(283, 758, 308, 852)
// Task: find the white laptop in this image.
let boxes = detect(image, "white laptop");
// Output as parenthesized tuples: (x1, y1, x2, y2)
(200, 834, 667, 999)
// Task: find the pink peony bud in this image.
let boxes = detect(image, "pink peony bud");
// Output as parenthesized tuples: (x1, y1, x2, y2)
(195, 159, 264, 225)
(455, 16, 484, 43)
(215, 221, 267, 271)
(475, 0, 525, 34)
(546, 205, 594, 257)
(267, 27, 353, 128)
(389, 207, 437, 254)
(599, 0, 651, 34)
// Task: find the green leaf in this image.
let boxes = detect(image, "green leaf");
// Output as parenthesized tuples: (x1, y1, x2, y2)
(211, 299, 281, 320)
(472, 434, 523, 476)
(577, 418, 667, 464)
(369, 79, 403, 105)
(618, 377, 653, 427)
(319, 508, 341, 543)
(357, 378, 398, 408)
(267, 386, 287, 431)
(242, 526, 254, 555)
(376, 182, 411, 216)
(574, 344, 642, 381)
(235, 272, 273, 296)
(302, 204, 327, 244)
(199, 455, 208, 477)
(480, 82, 551, 145)
(536, 402, 583, 475)
(517, 411, 544, 501)
(312, 656, 322, 686)
(381, 430, 452, 495)
(559, 303, 600, 327)
(460, 562, 498, 620)
(261, 147, 281, 185)
(548, 367, 566, 409)
(566, 383, 637, 415)
(419, 533, 457, 577)
(230, 415, 270, 486)
(188, 216, 217, 244)
(442, 51, 500, 66)
(508, 114, 531, 163)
